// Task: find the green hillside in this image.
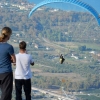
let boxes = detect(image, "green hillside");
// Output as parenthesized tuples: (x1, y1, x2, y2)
(0, 1, 100, 100)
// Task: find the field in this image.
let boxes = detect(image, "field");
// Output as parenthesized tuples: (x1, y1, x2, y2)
(12, 38, 100, 100)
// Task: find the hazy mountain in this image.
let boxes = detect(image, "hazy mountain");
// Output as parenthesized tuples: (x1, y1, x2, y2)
(2, 0, 28, 3)
(28, 0, 100, 13)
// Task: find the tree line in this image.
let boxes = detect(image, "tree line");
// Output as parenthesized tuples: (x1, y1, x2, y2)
(31, 74, 100, 92)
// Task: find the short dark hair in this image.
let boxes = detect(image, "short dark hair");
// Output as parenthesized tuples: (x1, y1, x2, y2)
(19, 41, 26, 50)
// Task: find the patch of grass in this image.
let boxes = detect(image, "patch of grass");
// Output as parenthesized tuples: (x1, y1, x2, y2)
(75, 42, 100, 50)
(77, 95, 100, 100)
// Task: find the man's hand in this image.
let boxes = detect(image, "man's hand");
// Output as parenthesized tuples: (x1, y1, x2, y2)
(31, 62, 34, 66)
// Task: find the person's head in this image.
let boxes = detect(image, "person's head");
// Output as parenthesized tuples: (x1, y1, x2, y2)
(19, 41, 26, 50)
(0, 27, 12, 42)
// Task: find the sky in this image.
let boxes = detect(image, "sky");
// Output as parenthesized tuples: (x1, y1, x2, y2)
(28, 0, 100, 13)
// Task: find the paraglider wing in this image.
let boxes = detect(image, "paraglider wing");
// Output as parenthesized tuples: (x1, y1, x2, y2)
(28, 0, 100, 26)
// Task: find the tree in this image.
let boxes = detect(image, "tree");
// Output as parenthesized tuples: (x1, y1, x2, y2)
(79, 45, 86, 51)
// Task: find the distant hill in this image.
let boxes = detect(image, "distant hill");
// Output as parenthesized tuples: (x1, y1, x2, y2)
(1, 0, 28, 3)
(0, 1, 99, 43)
(28, 0, 100, 13)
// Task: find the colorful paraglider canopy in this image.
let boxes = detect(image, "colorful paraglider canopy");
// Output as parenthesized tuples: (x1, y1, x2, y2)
(28, 0, 100, 26)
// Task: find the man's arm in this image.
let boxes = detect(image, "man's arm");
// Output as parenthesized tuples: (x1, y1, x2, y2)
(30, 55, 34, 66)
(11, 54, 16, 63)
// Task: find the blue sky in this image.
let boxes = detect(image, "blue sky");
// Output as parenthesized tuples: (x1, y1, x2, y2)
(28, 0, 100, 13)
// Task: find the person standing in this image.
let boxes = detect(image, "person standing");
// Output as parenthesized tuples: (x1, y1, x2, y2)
(15, 41, 34, 100)
(0, 27, 16, 100)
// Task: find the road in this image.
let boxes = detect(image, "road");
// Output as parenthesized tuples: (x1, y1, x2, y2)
(31, 86, 77, 100)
